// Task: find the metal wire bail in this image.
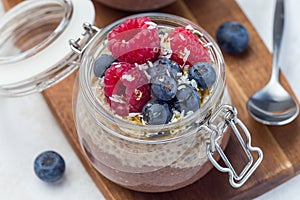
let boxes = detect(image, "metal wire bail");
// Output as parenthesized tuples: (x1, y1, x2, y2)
(204, 105, 263, 188)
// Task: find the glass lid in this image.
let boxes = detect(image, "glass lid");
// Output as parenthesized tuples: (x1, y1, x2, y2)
(0, 0, 95, 96)
(0, 0, 72, 64)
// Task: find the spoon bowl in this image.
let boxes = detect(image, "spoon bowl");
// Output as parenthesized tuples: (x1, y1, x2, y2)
(247, 81, 299, 125)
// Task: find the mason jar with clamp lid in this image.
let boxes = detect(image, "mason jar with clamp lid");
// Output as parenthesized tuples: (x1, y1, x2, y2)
(0, 0, 263, 192)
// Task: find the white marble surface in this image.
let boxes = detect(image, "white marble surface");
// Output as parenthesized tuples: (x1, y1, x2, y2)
(1, 0, 300, 199)
(237, 0, 300, 101)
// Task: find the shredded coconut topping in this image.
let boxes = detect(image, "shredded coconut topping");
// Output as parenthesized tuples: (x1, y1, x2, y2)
(93, 23, 216, 139)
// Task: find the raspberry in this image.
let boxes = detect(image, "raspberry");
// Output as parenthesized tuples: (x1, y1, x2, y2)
(122, 67, 151, 113)
(127, 84, 151, 113)
(104, 62, 133, 97)
(169, 27, 210, 67)
(108, 16, 160, 64)
(104, 62, 150, 116)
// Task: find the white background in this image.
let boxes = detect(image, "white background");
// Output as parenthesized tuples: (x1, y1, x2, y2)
(1, 0, 300, 199)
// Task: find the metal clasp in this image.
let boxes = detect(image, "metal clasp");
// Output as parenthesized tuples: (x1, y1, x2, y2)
(69, 23, 101, 55)
(203, 105, 263, 188)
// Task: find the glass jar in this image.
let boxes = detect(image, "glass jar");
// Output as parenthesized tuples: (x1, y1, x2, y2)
(72, 13, 263, 192)
(0, 0, 263, 192)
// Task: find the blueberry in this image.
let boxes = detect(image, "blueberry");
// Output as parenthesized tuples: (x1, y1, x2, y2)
(216, 21, 249, 54)
(172, 84, 200, 114)
(34, 151, 65, 183)
(142, 100, 172, 125)
(151, 74, 177, 101)
(148, 58, 181, 79)
(189, 62, 216, 90)
(94, 54, 115, 77)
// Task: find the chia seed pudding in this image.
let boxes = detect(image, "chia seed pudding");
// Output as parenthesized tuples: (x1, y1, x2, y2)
(74, 13, 231, 192)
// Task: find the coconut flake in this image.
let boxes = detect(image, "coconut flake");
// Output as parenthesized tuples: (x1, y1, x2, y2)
(203, 42, 213, 47)
(128, 113, 141, 117)
(121, 74, 135, 82)
(109, 95, 126, 103)
(147, 60, 154, 68)
(179, 33, 186, 41)
(138, 63, 149, 71)
(178, 74, 190, 85)
(166, 69, 171, 77)
(144, 70, 152, 81)
(186, 111, 194, 116)
(161, 48, 172, 58)
(190, 79, 198, 89)
(114, 64, 122, 68)
(180, 110, 185, 119)
(170, 117, 178, 124)
(170, 111, 179, 124)
(141, 118, 146, 125)
(182, 47, 190, 64)
(185, 24, 194, 31)
(173, 109, 181, 116)
(178, 84, 187, 91)
(145, 21, 157, 29)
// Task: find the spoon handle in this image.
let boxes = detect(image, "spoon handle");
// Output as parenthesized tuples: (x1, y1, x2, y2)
(271, 0, 285, 82)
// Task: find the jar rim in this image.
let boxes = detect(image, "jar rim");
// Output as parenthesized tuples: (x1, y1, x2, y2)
(0, 0, 73, 64)
(0, 0, 95, 96)
(79, 13, 226, 144)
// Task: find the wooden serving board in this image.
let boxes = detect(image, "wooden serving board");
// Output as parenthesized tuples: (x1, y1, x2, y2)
(35, 0, 300, 199)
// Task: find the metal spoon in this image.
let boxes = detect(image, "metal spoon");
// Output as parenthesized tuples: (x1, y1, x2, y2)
(247, 0, 299, 125)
